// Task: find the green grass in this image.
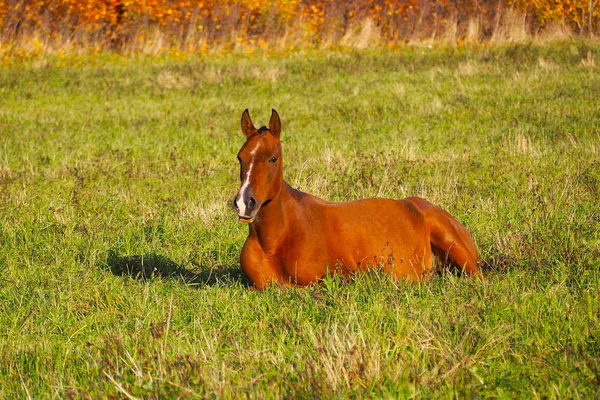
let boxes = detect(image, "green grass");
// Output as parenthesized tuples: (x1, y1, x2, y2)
(1, 42, 599, 398)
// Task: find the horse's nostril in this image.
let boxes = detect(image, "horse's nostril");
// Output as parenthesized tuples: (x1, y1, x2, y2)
(248, 196, 256, 208)
(233, 196, 239, 210)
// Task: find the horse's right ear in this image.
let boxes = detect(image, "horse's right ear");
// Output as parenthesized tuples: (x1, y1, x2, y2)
(241, 109, 256, 138)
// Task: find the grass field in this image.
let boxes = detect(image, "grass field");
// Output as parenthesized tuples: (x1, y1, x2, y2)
(1, 43, 599, 398)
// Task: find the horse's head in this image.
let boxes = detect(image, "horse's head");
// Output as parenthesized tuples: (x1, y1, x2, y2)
(233, 109, 283, 223)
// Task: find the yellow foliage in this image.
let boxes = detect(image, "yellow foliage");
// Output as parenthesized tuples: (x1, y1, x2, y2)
(0, 0, 596, 55)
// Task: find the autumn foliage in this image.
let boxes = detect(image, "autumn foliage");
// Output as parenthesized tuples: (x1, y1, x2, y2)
(0, 0, 598, 54)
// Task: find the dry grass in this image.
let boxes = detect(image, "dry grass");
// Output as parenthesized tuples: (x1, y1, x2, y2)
(340, 18, 381, 50)
(582, 50, 597, 67)
(491, 9, 530, 44)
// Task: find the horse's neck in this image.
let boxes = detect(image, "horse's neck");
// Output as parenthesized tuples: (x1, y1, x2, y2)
(253, 181, 297, 251)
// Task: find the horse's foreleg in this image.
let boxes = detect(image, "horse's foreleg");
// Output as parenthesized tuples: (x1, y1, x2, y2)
(240, 239, 288, 290)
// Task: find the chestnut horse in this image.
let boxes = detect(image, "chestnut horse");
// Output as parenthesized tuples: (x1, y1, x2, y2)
(233, 109, 482, 289)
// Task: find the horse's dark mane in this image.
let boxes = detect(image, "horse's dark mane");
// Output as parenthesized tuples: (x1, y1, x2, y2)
(257, 126, 269, 134)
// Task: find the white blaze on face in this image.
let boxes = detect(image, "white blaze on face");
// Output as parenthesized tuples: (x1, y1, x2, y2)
(236, 141, 262, 216)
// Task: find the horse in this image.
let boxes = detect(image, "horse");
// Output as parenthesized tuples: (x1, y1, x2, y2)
(233, 109, 482, 290)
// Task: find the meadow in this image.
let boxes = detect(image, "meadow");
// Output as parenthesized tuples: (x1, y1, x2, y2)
(0, 42, 599, 398)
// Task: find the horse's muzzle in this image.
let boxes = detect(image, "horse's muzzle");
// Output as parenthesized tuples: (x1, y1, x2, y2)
(233, 193, 259, 223)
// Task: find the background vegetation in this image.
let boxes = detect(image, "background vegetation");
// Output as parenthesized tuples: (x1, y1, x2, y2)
(1, 0, 599, 59)
(0, 42, 599, 397)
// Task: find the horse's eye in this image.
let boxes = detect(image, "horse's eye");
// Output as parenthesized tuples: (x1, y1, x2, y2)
(269, 156, 278, 164)
(237, 156, 241, 163)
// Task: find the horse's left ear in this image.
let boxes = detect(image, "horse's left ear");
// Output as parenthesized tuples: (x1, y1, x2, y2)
(269, 109, 281, 139)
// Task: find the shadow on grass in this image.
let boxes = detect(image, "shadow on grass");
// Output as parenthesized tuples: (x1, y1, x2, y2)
(104, 251, 249, 287)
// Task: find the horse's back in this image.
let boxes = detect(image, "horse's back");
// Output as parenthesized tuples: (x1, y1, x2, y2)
(296, 196, 434, 278)
(316, 196, 428, 230)
(275, 193, 479, 283)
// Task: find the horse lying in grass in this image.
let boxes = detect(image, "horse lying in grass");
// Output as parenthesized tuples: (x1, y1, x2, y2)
(233, 109, 482, 289)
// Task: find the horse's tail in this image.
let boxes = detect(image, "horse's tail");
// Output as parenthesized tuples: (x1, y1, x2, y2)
(406, 197, 483, 278)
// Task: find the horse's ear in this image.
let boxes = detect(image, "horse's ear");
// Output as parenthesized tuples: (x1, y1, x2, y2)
(241, 109, 256, 138)
(269, 109, 281, 138)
